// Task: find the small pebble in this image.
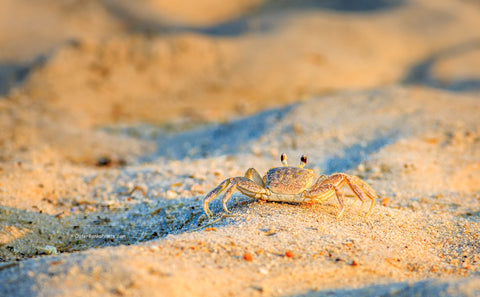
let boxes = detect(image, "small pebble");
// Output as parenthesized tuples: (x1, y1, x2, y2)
(38, 245, 58, 255)
(357, 164, 366, 172)
(381, 197, 389, 206)
(259, 267, 269, 274)
(96, 156, 112, 167)
(244, 253, 253, 261)
(165, 190, 177, 199)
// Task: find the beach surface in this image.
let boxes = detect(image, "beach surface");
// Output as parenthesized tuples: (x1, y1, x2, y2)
(1, 0, 479, 296)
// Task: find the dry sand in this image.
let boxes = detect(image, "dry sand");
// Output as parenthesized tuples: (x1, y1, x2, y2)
(1, 0, 480, 296)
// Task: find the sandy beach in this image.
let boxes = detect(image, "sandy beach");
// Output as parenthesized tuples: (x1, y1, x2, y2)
(1, 0, 479, 296)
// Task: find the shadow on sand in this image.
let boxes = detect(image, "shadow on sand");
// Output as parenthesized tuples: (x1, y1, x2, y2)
(403, 39, 480, 92)
(102, 0, 405, 37)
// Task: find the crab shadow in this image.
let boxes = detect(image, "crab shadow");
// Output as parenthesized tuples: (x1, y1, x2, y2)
(117, 195, 252, 238)
(0, 195, 246, 263)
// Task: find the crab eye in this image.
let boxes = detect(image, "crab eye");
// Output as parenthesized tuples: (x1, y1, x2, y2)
(300, 155, 307, 164)
(299, 155, 307, 168)
(281, 153, 287, 162)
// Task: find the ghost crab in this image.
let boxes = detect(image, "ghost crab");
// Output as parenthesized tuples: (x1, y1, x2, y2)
(203, 153, 376, 218)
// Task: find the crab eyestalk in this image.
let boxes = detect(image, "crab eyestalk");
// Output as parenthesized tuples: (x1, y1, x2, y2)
(281, 153, 288, 166)
(299, 155, 307, 168)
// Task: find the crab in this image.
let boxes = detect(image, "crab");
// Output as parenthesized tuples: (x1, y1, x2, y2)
(203, 153, 376, 218)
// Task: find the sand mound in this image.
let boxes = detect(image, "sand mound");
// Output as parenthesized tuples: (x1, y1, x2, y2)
(1, 0, 479, 296)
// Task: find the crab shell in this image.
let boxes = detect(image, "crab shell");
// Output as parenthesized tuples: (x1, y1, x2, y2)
(265, 167, 316, 195)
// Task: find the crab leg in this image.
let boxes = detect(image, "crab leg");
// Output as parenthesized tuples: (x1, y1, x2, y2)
(310, 173, 376, 216)
(343, 175, 376, 214)
(203, 178, 232, 217)
(244, 168, 265, 187)
(222, 177, 271, 213)
(221, 183, 237, 213)
(203, 176, 269, 218)
(305, 183, 346, 218)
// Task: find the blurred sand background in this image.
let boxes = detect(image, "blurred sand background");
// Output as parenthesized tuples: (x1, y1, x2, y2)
(0, 0, 480, 296)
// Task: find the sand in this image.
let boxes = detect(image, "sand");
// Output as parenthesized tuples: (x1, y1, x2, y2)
(1, 0, 480, 296)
